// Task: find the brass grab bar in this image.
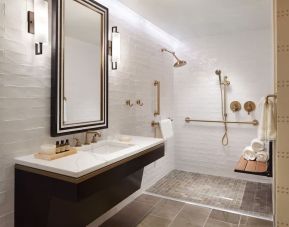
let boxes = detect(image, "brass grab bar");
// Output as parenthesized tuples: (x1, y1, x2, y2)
(154, 80, 160, 116)
(266, 94, 277, 104)
(185, 117, 259, 126)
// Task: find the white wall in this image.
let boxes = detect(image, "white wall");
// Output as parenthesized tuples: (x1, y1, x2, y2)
(0, 0, 177, 226)
(174, 29, 274, 183)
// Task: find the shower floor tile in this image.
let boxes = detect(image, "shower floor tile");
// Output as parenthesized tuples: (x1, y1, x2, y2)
(147, 170, 272, 219)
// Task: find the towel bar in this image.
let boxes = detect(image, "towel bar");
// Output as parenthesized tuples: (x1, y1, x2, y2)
(185, 117, 259, 126)
(265, 94, 277, 104)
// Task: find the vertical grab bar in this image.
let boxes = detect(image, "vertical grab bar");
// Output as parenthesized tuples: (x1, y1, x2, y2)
(154, 80, 160, 116)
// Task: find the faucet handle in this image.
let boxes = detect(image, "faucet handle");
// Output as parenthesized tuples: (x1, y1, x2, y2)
(91, 135, 98, 143)
(91, 132, 102, 143)
(95, 131, 102, 137)
(73, 137, 82, 147)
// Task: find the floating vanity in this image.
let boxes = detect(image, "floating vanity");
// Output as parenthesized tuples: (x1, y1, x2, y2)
(15, 136, 164, 227)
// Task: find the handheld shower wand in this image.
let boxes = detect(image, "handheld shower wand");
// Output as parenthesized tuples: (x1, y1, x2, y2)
(215, 70, 230, 146)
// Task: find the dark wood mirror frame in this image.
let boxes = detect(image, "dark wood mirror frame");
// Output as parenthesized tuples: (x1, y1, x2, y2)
(51, 0, 109, 137)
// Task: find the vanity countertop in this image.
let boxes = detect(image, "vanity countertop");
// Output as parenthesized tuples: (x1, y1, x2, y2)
(14, 136, 164, 178)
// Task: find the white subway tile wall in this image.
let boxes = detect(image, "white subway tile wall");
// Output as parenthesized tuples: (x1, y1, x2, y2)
(173, 28, 274, 183)
(0, 0, 177, 226)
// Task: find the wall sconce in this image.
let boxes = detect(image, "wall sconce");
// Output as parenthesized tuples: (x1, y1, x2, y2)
(111, 26, 120, 70)
(27, 0, 48, 55)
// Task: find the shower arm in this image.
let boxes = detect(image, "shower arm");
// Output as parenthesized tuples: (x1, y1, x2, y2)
(161, 48, 181, 62)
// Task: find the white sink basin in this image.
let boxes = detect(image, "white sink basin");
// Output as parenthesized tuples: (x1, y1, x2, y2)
(90, 141, 135, 155)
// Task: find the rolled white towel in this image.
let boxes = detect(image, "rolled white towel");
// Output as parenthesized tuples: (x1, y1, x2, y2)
(251, 138, 265, 152)
(243, 146, 256, 161)
(256, 151, 269, 162)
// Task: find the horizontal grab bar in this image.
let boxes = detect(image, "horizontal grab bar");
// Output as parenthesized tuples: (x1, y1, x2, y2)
(185, 117, 259, 126)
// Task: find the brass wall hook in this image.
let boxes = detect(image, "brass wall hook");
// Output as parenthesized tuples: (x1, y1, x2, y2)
(125, 100, 133, 107)
(244, 101, 256, 115)
(136, 99, 144, 106)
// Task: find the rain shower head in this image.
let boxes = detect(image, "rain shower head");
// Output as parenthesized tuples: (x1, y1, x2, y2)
(161, 48, 187, 68)
(174, 59, 187, 68)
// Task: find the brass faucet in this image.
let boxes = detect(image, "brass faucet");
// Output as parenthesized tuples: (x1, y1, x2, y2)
(84, 131, 101, 145)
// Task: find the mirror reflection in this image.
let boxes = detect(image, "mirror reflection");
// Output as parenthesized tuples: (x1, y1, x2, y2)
(63, 0, 102, 124)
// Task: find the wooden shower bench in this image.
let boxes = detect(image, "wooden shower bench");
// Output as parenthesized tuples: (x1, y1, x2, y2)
(234, 141, 273, 177)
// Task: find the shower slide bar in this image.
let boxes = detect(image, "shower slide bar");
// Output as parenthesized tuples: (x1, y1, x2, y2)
(185, 117, 259, 126)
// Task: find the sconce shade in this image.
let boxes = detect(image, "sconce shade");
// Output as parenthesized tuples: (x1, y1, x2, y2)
(111, 26, 120, 69)
(34, 0, 48, 43)
(112, 32, 120, 62)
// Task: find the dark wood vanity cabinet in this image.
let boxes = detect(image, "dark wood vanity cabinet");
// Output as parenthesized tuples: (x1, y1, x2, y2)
(15, 143, 164, 227)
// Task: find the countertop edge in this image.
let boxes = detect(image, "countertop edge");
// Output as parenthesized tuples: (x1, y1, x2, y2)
(15, 142, 165, 183)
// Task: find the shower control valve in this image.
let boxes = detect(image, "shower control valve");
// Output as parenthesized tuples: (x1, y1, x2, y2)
(244, 101, 256, 115)
(230, 101, 241, 112)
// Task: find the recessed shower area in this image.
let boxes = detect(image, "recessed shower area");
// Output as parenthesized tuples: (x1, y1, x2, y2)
(118, 0, 274, 222)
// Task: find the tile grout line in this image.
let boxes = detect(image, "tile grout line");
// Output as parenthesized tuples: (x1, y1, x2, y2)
(237, 181, 247, 227)
(237, 214, 242, 227)
(136, 196, 164, 226)
(167, 202, 186, 227)
(252, 184, 258, 215)
(202, 208, 212, 227)
(205, 218, 242, 227)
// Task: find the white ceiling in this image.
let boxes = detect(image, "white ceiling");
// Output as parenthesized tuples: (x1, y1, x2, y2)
(117, 0, 272, 43)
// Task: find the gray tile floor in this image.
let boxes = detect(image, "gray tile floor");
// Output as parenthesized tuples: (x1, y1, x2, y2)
(147, 170, 272, 219)
(101, 194, 273, 227)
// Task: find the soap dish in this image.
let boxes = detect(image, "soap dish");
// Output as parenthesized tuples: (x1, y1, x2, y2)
(34, 148, 77, 161)
(118, 135, 132, 142)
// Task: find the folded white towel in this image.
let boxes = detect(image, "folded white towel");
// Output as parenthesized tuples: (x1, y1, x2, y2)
(243, 146, 256, 161)
(256, 151, 269, 162)
(258, 98, 277, 141)
(251, 138, 265, 152)
(159, 119, 174, 140)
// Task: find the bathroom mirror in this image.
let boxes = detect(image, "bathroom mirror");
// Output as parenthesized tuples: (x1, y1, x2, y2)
(51, 0, 108, 136)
